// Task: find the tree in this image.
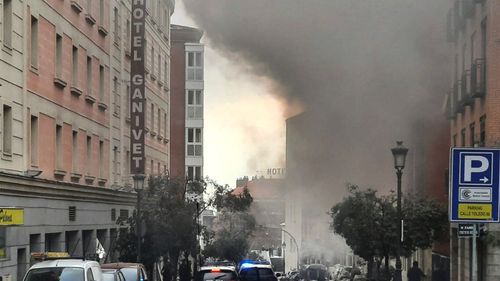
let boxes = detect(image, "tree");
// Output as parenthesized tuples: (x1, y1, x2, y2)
(113, 177, 255, 280)
(114, 176, 204, 281)
(203, 181, 255, 263)
(329, 184, 447, 280)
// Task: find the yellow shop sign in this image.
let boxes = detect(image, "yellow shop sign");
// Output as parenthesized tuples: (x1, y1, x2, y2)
(0, 208, 24, 225)
(458, 204, 492, 220)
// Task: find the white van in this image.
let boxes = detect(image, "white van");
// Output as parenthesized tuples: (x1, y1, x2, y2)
(23, 258, 103, 281)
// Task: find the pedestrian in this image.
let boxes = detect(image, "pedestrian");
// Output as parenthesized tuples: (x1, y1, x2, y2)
(407, 262, 425, 281)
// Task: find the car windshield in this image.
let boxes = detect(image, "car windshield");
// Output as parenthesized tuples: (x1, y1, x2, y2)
(24, 268, 84, 281)
(120, 268, 138, 281)
(102, 272, 117, 281)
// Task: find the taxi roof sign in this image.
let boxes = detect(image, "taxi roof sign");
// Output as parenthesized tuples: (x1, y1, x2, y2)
(31, 252, 71, 261)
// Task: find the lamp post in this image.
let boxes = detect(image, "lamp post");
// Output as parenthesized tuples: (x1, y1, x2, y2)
(133, 174, 146, 263)
(391, 141, 408, 281)
(282, 241, 286, 273)
(280, 223, 300, 271)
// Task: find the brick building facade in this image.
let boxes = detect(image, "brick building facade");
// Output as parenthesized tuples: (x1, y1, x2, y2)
(0, 0, 174, 279)
(170, 24, 204, 181)
(444, 0, 500, 280)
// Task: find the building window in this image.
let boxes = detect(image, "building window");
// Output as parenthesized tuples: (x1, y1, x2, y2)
(99, 0, 104, 23)
(461, 128, 466, 147)
(113, 77, 120, 115)
(164, 113, 168, 137)
(480, 115, 486, 146)
(470, 123, 475, 147)
(113, 7, 120, 43)
(481, 19, 486, 59)
(187, 90, 203, 119)
(72, 46, 79, 86)
(157, 162, 161, 175)
(86, 135, 92, 175)
(3, 104, 12, 155)
(187, 52, 203, 80)
(126, 84, 130, 119)
(470, 32, 475, 65)
(113, 146, 118, 183)
(99, 140, 104, 178)
(150, 103, 155, 133)
(87, 56, 92, 95)
(99, 65, 105, 101)
(72, 130, 78, 172)
(56, 124, 63, 169)
(187, 128, 202, 156)
(30, 115, 38, 165)
(187, 166, 202, 181)
(150, 159, 154, 175)
(125, 150, 130, 175)
(3, 0, 12, 48)
(30, 16, 38, 67)
(151, 46, 155, 76)
(158, 108, 161, 136)
(164, 55, 168, 86)
(125, 19, 130, 51)
(55, 34, 63, 78)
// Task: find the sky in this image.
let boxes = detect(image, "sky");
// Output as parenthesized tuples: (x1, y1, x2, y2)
(171, 1, 287, 188)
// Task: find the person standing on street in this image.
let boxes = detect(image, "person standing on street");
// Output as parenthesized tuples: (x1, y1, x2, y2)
(407, 261, 425, 281)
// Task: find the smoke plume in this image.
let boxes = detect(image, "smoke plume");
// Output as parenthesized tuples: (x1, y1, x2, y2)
(182, 0, 450, 211)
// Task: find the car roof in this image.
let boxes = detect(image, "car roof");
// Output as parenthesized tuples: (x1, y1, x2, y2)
(29, 259, 99, 269)
(101, 263, 144, 269)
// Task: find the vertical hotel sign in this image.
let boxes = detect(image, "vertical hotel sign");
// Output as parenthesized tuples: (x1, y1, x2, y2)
(130, 0, 146, 174)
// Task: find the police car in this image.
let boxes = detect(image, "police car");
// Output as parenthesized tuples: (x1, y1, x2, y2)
(239, 261, 278, 281)
(22, 252, 103, 281)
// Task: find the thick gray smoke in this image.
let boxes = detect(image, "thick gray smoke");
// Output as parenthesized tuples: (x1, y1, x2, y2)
(182, 0, 449, 207)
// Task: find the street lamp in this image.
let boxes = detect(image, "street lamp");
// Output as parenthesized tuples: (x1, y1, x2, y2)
(133, 174, 146, 263)
(280, 222, 300, 271)
(282, 241, 286, 273)
(391, 141, 408, 281)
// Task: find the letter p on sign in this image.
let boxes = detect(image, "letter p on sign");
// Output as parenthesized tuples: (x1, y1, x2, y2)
(460, 153, 493, 185)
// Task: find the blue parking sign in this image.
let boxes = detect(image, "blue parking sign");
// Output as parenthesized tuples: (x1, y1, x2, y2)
(450, 148, 500, 222)
(459, 152, 493, 185)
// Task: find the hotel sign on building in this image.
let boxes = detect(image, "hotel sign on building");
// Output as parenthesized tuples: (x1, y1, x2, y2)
(130, 0, 146, 174)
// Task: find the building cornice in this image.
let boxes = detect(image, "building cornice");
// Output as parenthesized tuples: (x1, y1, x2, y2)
(0, 173, 136, 205)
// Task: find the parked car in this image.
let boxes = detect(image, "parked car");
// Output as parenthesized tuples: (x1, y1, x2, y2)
(239, 262, 278, 281)
(24, 253, 103, 281)
(101, 263, 148, 281)
(194, 266, 239, 281)
(102, 269, 127, 281)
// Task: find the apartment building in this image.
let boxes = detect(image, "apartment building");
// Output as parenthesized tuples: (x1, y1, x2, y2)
(444, 0, 499, 280)
(170, 24, 204, 181)
(0, 0, 174, 279)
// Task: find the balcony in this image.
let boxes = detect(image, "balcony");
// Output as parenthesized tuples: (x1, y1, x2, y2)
(471, 58, 486, 98)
